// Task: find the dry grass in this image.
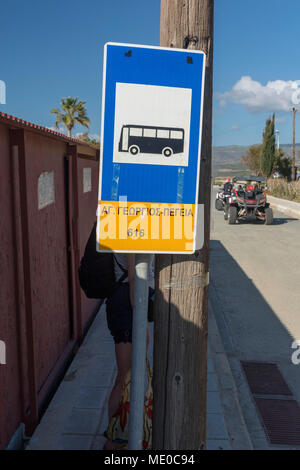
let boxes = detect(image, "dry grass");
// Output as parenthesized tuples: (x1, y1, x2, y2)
(267, 179, 300, 203)
(214, 178, 226, 185)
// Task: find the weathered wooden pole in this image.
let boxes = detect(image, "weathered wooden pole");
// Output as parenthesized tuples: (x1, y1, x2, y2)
(153, 0, 214, 450)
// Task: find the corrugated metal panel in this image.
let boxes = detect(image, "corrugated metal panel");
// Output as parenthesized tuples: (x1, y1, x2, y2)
(24, 131, 72, 391)
(77, 155, 99, 328)
(0, 115, 100, 449)
(0, 124, 22, 449)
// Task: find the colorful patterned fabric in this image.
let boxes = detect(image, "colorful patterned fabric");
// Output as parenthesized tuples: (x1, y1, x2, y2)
(105, 356, 153, 449)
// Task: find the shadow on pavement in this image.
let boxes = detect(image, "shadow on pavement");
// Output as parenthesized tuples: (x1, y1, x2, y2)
(272, 217, 298, 225)
(210, 239, 294, 359)
(222, 217, 298, 225)
(209, 239, 300, 449)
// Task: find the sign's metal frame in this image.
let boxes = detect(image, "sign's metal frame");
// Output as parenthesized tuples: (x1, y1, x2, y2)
(97, 42, 206, 254)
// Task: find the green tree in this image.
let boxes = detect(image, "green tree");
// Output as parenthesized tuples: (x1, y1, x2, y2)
(241, 144, 262, 176)
(273, 148, 292, 180)
(77, 131, 100, 148)
(260, 114, 275, 177)
(50, 97, 90, 138)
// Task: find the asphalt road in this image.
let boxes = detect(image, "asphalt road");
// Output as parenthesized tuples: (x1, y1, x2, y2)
(209, 188, 300, 449)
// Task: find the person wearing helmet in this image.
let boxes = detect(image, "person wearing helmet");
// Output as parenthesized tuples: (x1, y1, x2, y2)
(223, 177, 233, 195)
(245, 184, 255, 197)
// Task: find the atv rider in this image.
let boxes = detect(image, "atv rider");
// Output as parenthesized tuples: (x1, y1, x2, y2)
(222, 178, 233, 213)
(223, 178, 233, 195)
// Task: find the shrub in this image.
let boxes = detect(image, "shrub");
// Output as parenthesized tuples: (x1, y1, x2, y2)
(267, 178, 300, 203)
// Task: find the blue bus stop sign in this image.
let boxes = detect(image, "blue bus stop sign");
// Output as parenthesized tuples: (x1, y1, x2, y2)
(97, 42, 206, 253)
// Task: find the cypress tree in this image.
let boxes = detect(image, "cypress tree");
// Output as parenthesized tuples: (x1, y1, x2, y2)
(260, 114, 275, 177)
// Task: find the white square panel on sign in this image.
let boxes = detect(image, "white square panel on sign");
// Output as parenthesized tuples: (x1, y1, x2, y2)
(113, 83, 192, 167)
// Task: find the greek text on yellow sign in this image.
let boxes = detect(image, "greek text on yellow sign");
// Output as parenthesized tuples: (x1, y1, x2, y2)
(97, 201, 196, 253)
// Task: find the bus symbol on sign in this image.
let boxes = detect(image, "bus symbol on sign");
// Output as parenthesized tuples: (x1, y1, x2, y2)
(119, 125, 185, 158)
(113, 82, 192, 167)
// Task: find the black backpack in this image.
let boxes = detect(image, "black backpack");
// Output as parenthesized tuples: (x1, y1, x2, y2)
(78, 222, 128, 299)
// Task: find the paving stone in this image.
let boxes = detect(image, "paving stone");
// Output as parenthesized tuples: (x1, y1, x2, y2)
(206, 412, 229, 440)
(206, 439, 231, 450)
(90, 356, 117, 372)
(97, 409, 109, 436)
(84, 367, 115, 387)
(207, 391, 223, 414)
(74, 387, 110, 409)
(63, 408, 101, 435)
(59, 434, 94, 450)
(79, 341, 115, 359)
(207, 373, 218, 392)
(207, 358, 215, 373)
(91, 435, 107, 450)
(28, 304, 233, 451)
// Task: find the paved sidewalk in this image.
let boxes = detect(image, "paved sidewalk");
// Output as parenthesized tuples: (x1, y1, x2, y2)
(27, 304, 232, 450)
(268, 195, 300, 219)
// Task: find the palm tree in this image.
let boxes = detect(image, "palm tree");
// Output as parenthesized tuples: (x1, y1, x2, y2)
(50, 97, 90, 138)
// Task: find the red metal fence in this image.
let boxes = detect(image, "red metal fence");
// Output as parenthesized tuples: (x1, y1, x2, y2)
(0, 113, 100, 449)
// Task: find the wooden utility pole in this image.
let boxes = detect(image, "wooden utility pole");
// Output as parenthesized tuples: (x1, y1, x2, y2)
(292, 107, 297, 181)
(153, 0, 214, 450)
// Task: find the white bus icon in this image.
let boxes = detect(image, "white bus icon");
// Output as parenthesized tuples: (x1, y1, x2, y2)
(119, 125, 185, 157)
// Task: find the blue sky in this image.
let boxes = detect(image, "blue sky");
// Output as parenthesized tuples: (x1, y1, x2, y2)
(1, 0, 300, 147)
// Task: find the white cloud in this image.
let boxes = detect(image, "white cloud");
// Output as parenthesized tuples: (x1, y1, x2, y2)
(219, 76, 300, 113)
(88, 133, 100, 141)
(230, 125, 240, 131)
(48, 125, 67, 135)
(219, 99, 227, 109)
(276, 116, 286, 123)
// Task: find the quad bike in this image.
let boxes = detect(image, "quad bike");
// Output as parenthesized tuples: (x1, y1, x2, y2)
(215, 190, 232, 211)
(224, 176, 273, 225)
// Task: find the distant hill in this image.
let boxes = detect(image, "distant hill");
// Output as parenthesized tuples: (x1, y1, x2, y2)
(213, 145, 251, 165)
(212, 143, 300, 175)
